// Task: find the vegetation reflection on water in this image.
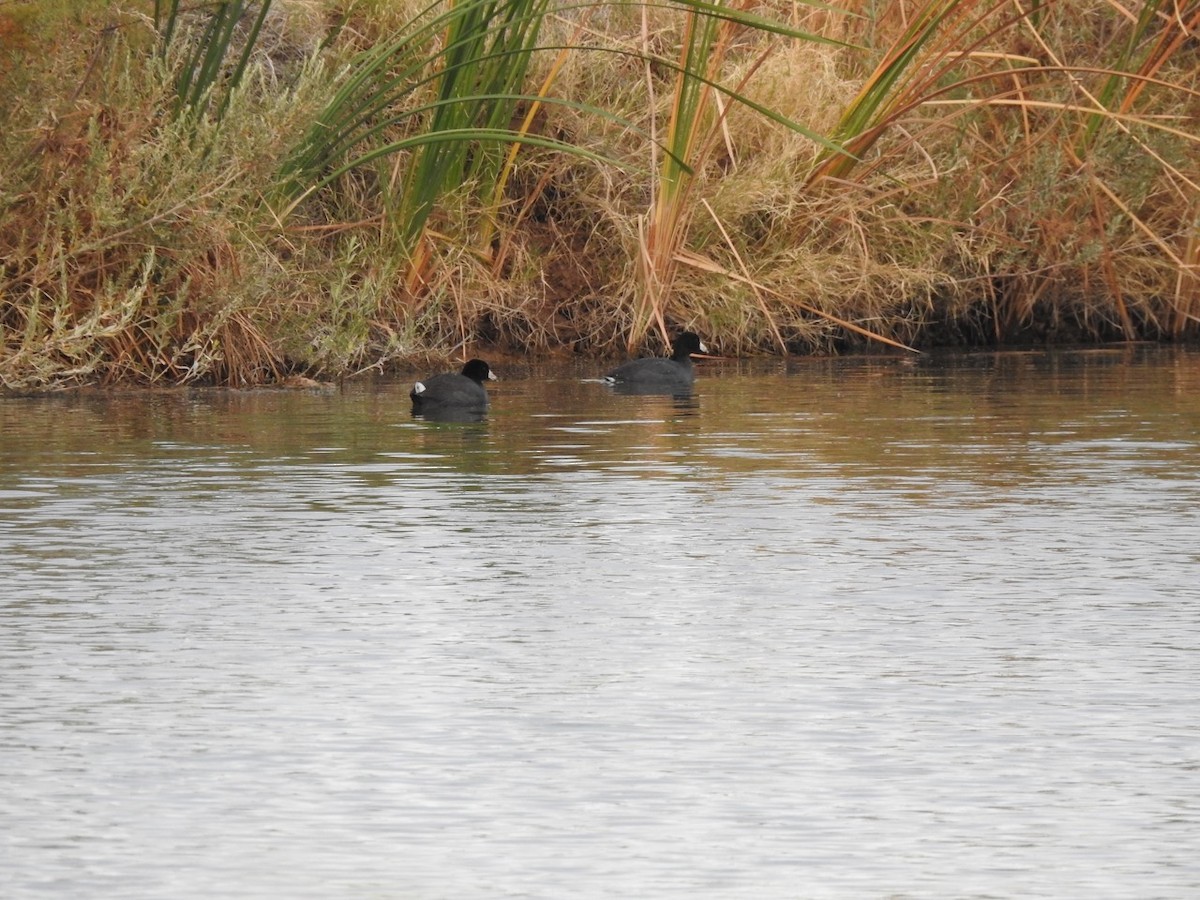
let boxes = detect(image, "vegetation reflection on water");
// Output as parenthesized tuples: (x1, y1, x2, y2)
(1, 347, 1198, 898)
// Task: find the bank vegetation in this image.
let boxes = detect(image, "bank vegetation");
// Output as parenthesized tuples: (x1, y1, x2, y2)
(1, 0, 1197, 387)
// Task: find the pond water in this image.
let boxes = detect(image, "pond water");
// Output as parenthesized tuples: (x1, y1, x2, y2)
(1, 346, 1199, 898)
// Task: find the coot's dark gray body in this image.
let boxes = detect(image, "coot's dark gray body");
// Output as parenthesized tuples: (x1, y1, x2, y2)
(604, 332, 707, 394)
(411, 359, 496, 412)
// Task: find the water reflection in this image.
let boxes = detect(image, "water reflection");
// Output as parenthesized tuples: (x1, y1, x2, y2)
(1, 347, 1199, 898)
(411, 406, 490, 424)
(605, 380, 697, 400)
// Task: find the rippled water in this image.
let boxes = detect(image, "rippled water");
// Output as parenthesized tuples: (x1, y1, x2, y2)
(2, 347, 1199, 898)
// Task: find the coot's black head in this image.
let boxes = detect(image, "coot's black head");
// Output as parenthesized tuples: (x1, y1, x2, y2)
(671, 332, 707, 360)
(461, 359, 497, 384)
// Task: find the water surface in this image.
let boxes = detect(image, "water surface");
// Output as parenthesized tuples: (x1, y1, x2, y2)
(2, 347, 1198, 898)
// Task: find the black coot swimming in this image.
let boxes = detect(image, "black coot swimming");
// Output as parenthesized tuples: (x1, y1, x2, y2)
(410, 359, 496, 413)
(604, 332, 707, 394)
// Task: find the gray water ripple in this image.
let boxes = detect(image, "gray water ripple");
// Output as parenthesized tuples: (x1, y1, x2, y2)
(2, 348, 1199, 898)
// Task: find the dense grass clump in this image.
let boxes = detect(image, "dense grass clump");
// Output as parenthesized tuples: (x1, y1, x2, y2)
(1, 0, 1197, 388)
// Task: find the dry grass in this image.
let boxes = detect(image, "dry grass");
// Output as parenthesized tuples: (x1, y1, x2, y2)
(1, 0, 1197, 388)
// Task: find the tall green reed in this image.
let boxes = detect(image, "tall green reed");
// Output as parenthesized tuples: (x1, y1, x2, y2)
(635, 0, 853, 349)
(278, 0, 593, 292)
(155, 0, 273, 126)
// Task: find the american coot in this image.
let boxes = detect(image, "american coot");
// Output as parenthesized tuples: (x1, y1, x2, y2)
(604, 332, 708, 394)
(411, 358, 497, 412)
